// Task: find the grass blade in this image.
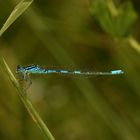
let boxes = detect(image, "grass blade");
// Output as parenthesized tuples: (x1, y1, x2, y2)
(0, 56, 55, 140)
(0, 0, 33, 37)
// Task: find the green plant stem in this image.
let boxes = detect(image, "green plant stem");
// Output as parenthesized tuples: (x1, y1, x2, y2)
(107, 0, 118, 16)
(126, 37, 140, 54)
(0, 57, 55, 140)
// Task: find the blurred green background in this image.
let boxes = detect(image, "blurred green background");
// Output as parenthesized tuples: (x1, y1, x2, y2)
(0, 0, 140, 139)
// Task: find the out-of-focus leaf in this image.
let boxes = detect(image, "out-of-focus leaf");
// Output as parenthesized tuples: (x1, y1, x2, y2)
(90, 0, 115, 36)
(115, 1, 137, 37)
(90, 0, 137, 37)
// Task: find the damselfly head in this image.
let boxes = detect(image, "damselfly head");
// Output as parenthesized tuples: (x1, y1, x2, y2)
(16, 65, 26, 73)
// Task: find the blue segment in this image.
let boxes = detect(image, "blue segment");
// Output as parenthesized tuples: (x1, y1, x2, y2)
(17, 65, 42, 74)
(27, 66, 42, 73)
(74, 70, 81, 74)
(60, 70, 68, 73)
(47, 70, 56, 73)
(111, 70, 124, 75)
(29, 67, 39, 72)
(25, 65, 37, 70)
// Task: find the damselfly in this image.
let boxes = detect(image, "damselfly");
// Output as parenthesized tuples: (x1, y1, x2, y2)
(16, 65, 124, 88)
